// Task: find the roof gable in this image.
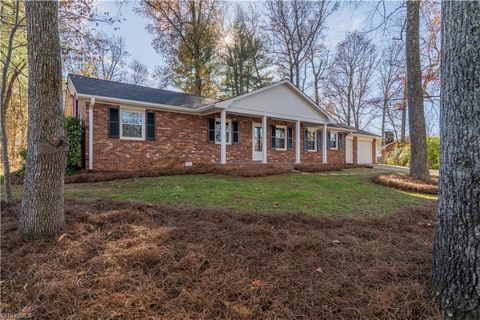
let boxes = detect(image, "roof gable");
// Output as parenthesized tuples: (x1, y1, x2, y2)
(219, 81, 333, 123)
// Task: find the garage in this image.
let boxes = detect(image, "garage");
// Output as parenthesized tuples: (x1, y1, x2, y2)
(357, 139, 373, 164)
(345, 137, 354, 164)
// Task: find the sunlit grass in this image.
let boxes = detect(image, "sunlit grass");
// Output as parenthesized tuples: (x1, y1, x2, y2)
(3, 169, 435, 217)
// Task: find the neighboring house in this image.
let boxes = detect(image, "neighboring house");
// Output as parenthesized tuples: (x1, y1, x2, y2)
(64, 74, 379, 171)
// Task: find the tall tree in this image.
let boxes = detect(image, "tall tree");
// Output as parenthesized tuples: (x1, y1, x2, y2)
(129, 59, 149, 86)
(265, 0, 338, 89)
(433, 1, 480, 318)
(378, 42, 404, 145)
(400, 77, 407, 142)
(308, 45, 330, 105)
(20, 0, 68, 239)
(140, 0, 222, 96)
(405, 0, 430, 180)
(61, 0, 123, 75)
(220, 5, 272, 97)
(326, 31, 378, 129)
(81, 33, 129, 81)
(1, 0, 26, 203)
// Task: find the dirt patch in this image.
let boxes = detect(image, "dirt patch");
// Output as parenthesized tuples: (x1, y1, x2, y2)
(373, 173, 439, 195)
(1, 199, 439, 319)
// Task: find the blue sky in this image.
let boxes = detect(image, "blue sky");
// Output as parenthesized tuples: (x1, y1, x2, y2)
(90, 1, 439, 136)
(92, 1, 391, 73)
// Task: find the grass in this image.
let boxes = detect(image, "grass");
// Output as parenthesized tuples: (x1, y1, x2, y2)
(8, 168, 436, 217)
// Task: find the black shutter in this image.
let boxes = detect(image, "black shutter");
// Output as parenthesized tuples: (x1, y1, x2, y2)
(232, 121, 239, 144)
(271, 126, 276, 148)
(208, 118, 215, 143)
(108, 108, 119, 138)
(146, 111, 155, 141)
(327, 131, 331, 149)
(287, 127, 293, 150)
(338, 132, 343, 149)
(317, 131, 323, 151)
(303, 129, 308, 150)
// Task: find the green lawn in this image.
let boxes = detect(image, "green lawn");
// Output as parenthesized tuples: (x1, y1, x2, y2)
(8, 168, 434, 217)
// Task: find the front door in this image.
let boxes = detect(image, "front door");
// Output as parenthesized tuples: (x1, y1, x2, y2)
(252, 123, 263, 161)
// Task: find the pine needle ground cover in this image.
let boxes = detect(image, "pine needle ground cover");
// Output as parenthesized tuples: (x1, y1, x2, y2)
(1, 199, 439, 319)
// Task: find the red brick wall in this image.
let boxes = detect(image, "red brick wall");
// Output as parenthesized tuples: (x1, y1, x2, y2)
(87, 104, 346, 171)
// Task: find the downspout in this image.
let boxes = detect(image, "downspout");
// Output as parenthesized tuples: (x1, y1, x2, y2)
(88, 97, 95, 170)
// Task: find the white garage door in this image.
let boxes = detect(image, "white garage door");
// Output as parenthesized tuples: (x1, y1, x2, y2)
(357, 140, 373, 164)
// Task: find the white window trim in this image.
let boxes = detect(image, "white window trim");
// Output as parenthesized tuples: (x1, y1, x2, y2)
(214, 118, 232, 145)
(306, 128, 317, 152)
(329, 130, 338, 150)
(120, 108, 146, 141)
(275, 125, 287, 151)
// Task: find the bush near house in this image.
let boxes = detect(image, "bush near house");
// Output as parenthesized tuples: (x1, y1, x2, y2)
(17, 116, 84, 176)
(386, 136, 439, 169)
(11, 163, 374, 185)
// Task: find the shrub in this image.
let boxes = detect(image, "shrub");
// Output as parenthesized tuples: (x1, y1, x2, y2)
(65, 116, 85, 175)
(426, 136, 440, 169)
(16, 149, 27, 177)
(385, 137, 439, 169)
(16, 116, 85, 177)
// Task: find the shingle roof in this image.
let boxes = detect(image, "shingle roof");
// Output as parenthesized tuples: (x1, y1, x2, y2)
(68, 74, 219, 109)
(328, 123, 381, 137)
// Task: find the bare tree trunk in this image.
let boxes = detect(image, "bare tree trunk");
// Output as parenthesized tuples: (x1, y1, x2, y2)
(381, 96, 387, 146)
(406, 0, 430, 180)
(0, 0, 22, 203)
(401, 78, 407, 142)
(1, 66, 24, 202)
(433, 2, 480, 318)
(20, 0, 68, 239)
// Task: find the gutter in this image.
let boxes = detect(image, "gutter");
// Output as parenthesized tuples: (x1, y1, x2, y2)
(88, 97, 95, 170)
(76, 93, 221, 114)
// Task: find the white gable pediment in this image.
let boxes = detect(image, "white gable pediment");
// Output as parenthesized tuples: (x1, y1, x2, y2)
(220, 81, 330, 124)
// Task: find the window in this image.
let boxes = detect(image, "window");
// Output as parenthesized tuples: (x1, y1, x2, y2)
(307, 129, 317, 151)
(329, 131, 338, 149)
(121, 109, 144, 139)
(215, 119, 231, 144)
(275, 126, 286, 150)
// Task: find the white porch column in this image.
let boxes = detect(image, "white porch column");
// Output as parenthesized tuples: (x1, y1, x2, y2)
(295, 120, 301, 164)
(323, 123, 328, 163)
(220, 110, 227, 164)
(262, 116, 267, 163)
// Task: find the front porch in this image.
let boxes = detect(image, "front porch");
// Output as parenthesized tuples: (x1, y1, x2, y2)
(212, 109, 347, 166)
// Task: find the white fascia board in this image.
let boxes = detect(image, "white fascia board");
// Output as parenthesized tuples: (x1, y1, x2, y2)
(225, 107, 327, 125)
(282, 81, 337, 123)
(352, 133, 379, 139)
(66, 77, 77, 97)
(326, 126, 351, 132)
(218, 79, 336, 123)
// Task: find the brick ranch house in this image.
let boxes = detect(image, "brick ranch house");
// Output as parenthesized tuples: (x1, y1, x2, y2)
(64, 74, 379, 171)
